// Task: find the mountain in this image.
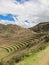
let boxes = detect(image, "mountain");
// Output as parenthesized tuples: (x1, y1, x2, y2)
(29, 22, 49, 32)
(0, 22, 49, 65)
(0, 24, 35, 46)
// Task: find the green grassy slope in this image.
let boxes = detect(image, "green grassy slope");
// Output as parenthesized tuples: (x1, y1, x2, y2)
(15, 42, 49, 65)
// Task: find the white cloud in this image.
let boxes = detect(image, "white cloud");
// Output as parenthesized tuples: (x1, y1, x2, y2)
(0, 20, 15, 25)
(0, 0, 49, 28)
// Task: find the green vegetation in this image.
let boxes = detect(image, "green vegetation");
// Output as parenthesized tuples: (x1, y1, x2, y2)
(0, 48, 8, 59)
(15, 43, 49, 65)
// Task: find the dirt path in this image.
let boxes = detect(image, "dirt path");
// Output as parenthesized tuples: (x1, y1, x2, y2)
(38, 45, 49, 65)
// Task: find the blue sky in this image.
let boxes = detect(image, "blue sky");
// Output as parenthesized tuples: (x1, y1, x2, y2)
(24, 20, 29, 23)
(16, 0, 29, 3)
(0, 0, 49, 28)
(0, 14, 14, 21)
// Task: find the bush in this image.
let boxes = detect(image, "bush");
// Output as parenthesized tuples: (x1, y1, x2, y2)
(39, 45, 46, 50)
(44, 36, 49, 42)
(15, 57, 21, 62)
(0, 62, 3, 65)
(7, 60, 14, 65)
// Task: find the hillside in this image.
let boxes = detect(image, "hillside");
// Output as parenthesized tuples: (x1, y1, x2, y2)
(0, 24, 34, 46)
(0, 23, 49, 65)
(15, 42, 49, 65)
(30, 22, 49, 32)
(14, 22, 49, 65)
(0, 24, 36, 65)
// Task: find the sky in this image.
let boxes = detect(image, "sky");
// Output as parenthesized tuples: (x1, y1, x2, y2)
(0, 0, 49, 28)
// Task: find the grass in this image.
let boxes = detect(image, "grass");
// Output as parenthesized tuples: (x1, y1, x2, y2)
(15, 42, 49, 65)
(15, 52, 39, 65)
(0, 48, 8, 60)
(15, 51, 39, 65)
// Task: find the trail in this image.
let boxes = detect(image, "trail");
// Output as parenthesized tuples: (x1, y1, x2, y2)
(38, 45, 49, 65)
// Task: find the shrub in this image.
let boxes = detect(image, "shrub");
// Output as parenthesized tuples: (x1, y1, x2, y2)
(44, 36, 49, 42)
(0, 62, 3, 65)
(7, 60, 14, 65)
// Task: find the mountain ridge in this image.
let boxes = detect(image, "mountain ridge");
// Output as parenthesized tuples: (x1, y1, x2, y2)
(29, 22, 49, 32)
